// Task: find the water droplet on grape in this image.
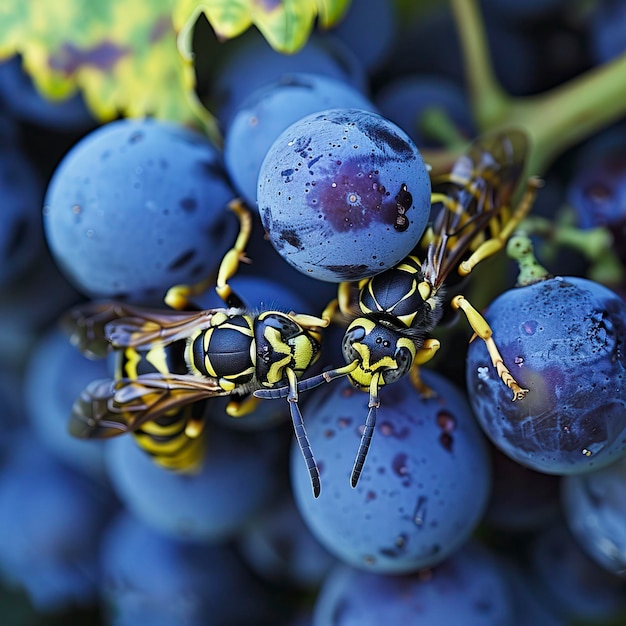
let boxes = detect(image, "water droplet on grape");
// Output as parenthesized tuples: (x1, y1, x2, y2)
(413, 495, 427, 527)
(477, 366, 490, 381)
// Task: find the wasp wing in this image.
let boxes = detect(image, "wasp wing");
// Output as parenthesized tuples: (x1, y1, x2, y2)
(69, 373, 227, 439)
(62, 302, 223, 357)
(104, 309, 217, 350)
(62, 302, 142, 359)
(422, 130, 529, 291)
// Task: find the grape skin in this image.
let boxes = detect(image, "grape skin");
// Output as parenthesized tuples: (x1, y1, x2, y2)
(105, 421, 285, 542)
(257, 107, 431, 282)
(562, 455, 626, 577)
(466, 275, 626, 474)
(43, 118, 237, 302)
(291, 371, 491, 574)
(312, 541, 515, 626)
(224, 73, 376, 208)
(101, 510, 277, 626)
(0, 437, 114, 612)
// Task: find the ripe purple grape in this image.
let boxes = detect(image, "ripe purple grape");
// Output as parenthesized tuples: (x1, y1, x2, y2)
(0, 126, 43, 289)
(101, 510, 276, 626)
(43, 118, 236, 302)
(291, 371, 491, 574)
(313, 541, 515, 626)
(257, 108, 431, 282)
(562, 455, 626, 576)
(105, 421, 284, 542)
(466, 275, 626, 474)
(529, 523, 626, 623)
(224, 73, 376, 208)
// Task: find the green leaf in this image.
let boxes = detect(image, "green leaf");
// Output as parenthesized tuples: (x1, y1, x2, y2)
(174, 0, 351, 54)
(0, 0, 219, 141)
(0, 0, 350, 143)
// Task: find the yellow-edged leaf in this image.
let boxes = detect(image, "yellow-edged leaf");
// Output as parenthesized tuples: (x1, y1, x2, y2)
(314, 0, 351, 28)
(0, 0, 350, 142)
(0, 0, 219, 141)
(174, 0, 351, 54)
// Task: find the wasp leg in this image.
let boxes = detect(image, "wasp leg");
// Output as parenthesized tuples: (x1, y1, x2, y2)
(316, 286, 351, 330)
(409, 338, 441, 397)
(289, 313, 331, 330)
(452, 295, 528, 401)
(225, 394, 261, 417)
(458, 177, 543, 277)
(165, 199, 252, 310)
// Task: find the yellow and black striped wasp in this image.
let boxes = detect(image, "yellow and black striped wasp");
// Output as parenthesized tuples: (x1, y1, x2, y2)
(64, 201, 329, 496)
(256, 129, 542, 489)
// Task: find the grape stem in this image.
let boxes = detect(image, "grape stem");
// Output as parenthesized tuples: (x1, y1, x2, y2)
(422, 0, 626, 176)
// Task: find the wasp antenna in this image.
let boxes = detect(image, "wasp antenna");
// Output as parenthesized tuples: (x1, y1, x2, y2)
(350, 373, 382, 489)
(286, 368, 321, 498)
(290, 400, 321, 498)
(253, 385, 290, 400)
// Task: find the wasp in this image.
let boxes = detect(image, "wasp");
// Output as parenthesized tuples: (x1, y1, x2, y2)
(64, 200, 329, 496)
(256, 129, 542, 489)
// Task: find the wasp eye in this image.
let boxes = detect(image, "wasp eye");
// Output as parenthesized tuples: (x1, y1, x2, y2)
(342, 325, 366, 360)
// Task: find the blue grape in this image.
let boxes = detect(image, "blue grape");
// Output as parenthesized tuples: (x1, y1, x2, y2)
(498, 558, 566, 626)
(466, 275, 626, 474)
(529, 523, 626, 623)
(567, 141, 626, 264)
(257, 108, 431, 282)
(193, 272, 310, 319)
(0, 248, 82, 375)
(101, 510, 277, 626)
(328, 0, 397, 73)
(237, 493, 337, 589)
(0, 56, 96, 132)
(0, 123, 44, 289)
(243, 221, 339, 313)
(43, 118, 237, 302)
(589, 0, 626, 63)
(210, 30, 368, 130)
(374, 75, 474, 148)
(312, 541, 515, 626)
(483, 447, 560, 532)
(24, 325, 109, 478)
(224, 73, 376, 208)
(0, 435, 114, 612)
(105, 421, 284, 542)
(562, 454, 626, 576)
(290, 371, 491, 574)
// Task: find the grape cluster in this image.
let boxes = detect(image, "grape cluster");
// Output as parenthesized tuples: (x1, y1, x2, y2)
(2, 1, 626, 625)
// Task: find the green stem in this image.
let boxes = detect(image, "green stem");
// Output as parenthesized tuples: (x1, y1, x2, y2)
(448, 0, 626, 177)
(506, 235, 551, 287)
(448, 0, 511, 129)
(419, 107, 469, 149)
(508, 54, 626, 174)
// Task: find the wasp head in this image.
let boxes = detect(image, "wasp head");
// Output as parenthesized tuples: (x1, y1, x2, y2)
(341, 315, 419, 391)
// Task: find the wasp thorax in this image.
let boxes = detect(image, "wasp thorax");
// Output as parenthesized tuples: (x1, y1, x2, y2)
(342, 317, 417, 389)
(358, 255, 433, 328)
